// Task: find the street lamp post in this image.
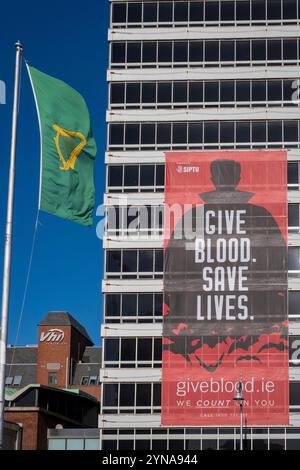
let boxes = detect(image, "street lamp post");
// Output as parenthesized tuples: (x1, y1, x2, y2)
(233, 377, 245, 451)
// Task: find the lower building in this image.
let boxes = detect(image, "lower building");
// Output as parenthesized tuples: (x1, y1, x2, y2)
(5, 385, 99, 450)
(4, 311, 101, 450)
(3, 421, 22, 450)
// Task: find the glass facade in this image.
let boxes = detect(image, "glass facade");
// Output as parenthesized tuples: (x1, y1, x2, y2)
(97, 0, 300, 451)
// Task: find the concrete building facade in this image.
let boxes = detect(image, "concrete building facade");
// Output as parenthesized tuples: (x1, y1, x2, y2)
(99, 0, 300, 451)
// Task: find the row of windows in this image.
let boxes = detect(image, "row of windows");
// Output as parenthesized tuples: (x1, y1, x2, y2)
(106, 206, 164, 235)
(104, 291, 300, 323)
(107, 163, 300, 193)
(112, 1, 300, 26)
(105, 293, 163, 323)
(110, 80, 298, 108)
(108, 164, 164, 192)
(80, 376, 99, 386)
(102, 382, 300, 411)
(104, 204, 300, 235)
(106, 247, 300, 278)
(106, 249, 163, 279)
(101, 430, 300, 451)
(49, 439, 100, 451)
(5, 375, 22, 387)
(109, 121, 300, 149)
(111, 39, 300, 66)
(104, 338, 162, 367)
(103, 382, 161, 410)
(104, 336, 300, 367)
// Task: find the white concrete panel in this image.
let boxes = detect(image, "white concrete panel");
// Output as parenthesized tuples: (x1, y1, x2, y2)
(99, 368, 161, 382)
(107, 107, 300, 123)
(108, 66, 300, 82)
(102, 279, 163, 293)
(109, 26, 300, 41)
(101, 323, 162, 338)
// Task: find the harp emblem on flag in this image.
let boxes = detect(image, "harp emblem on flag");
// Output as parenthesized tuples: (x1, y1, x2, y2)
(52, 124, 87, 171)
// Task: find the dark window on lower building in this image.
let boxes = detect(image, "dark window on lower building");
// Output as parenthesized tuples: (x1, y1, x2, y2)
(48, 372, 58, 386)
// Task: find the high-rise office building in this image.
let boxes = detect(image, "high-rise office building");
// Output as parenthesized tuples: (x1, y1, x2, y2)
(101, 0, 300, 450)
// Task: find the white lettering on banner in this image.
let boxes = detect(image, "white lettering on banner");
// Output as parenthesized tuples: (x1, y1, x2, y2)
(40, 329, 65, 343)
(194, 209, 255, 321)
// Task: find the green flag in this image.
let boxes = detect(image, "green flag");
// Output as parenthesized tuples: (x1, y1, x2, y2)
(27, 65, 97, 227)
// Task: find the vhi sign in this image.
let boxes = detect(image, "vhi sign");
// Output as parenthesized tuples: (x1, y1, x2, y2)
(40, 328, 65, 343)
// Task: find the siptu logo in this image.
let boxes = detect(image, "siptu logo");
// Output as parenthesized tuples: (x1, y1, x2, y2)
(40, 328, 65, 343)
(176, 165, 200, 174)
(0, 80, 6, 105)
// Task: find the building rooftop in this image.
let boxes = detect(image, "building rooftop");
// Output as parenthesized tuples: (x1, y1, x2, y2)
(39, 311, 93, 344)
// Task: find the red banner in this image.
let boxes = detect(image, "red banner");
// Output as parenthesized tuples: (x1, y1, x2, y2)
(162, 150, 289, 426)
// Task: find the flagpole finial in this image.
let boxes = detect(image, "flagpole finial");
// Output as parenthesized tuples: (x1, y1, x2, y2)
(15, 41, 23, 51)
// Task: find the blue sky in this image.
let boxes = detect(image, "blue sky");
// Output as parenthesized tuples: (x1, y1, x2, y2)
(0, 0, 109, 345)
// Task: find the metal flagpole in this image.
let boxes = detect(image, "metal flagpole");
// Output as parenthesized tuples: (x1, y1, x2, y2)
(0, 41, 23, 450)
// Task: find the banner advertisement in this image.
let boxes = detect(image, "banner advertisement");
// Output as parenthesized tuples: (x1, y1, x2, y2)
(162, 151, 289, 426)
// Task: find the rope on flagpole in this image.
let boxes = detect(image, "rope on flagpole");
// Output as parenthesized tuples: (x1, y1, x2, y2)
(8, 210, 40, 378)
